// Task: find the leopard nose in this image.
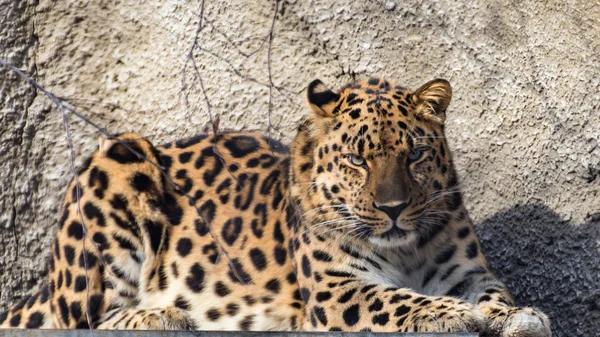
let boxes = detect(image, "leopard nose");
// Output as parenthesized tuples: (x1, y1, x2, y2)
(373, 200, 410, 220)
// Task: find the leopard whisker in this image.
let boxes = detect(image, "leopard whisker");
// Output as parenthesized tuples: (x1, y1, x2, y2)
(302, 216, 358, 235)
(301, 205, 350, 218)
(315, 222, 362, 237)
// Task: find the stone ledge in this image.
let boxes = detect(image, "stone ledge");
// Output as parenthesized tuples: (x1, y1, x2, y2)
(0, 330, 479, 337)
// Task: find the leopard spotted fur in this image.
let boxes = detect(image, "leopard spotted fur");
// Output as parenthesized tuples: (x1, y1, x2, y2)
(0, 78, 551, 336)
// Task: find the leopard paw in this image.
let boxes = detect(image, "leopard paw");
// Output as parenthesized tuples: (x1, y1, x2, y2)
(138, 307, 195, 330)
(501, 308, 551, 337)
(481, 305, 551, 337)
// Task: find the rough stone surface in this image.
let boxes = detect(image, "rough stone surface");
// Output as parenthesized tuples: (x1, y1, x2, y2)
(0, 1, 598, 336)
(0, 0, 48, 308)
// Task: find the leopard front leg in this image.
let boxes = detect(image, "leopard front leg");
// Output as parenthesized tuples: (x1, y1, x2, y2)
(447, 263, 551, 336)
(302, 283, 486, 332)
(96, 307, 194, 330)
(433, 220, 551, 336)
(474, 286, 551, 337)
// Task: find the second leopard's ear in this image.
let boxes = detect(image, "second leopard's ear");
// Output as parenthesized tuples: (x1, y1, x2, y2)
(306, 79, 340, 118)
(98, 135, 116, 157)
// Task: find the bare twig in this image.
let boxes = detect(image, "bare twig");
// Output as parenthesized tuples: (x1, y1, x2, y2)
(195, 45, 271, 87)
(181, 0, 211, 129)
(57, 96, 139, 114)
(0, 61, 109, 133)
(266, 0, 280, 143)
(204, 18, 253, 58)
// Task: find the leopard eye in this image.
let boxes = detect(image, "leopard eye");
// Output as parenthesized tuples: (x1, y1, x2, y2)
(408, 149, 424, 162)
(346, 154, 366, 167)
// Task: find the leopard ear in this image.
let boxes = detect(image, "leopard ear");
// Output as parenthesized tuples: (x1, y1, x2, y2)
(414, 79, 452, 124)
(306, 79, 339, 118)
(98, 135, 116, 157)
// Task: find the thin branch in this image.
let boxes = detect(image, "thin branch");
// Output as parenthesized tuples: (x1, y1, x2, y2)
(267, 0, 279, 138)
(195, 45, 271, 87)
(204, 18, 253, 58)
(0, 61, 110, 134)
(181, 0, 212, 129)
(265, 0, 285, 161)
(57, 96, 139, 114)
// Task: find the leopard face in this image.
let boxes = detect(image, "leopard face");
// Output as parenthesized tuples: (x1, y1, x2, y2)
(291, 78, 459, 248)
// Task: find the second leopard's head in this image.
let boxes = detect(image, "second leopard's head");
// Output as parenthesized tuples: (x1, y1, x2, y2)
(290, 77, 462, 248)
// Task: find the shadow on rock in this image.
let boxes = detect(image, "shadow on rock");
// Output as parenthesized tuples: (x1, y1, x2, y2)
(477, 203, 599, 337)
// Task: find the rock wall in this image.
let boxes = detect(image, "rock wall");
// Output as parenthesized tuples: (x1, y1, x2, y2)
(1, 0, 598, 335)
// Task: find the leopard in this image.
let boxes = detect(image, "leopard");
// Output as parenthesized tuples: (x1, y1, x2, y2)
(0, 77, 551, 336)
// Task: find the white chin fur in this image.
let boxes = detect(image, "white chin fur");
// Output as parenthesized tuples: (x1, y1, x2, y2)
(368, 231, 418, 249)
